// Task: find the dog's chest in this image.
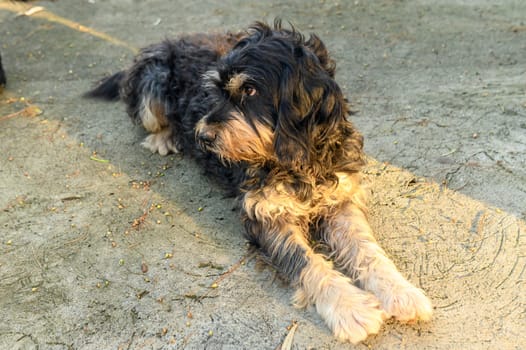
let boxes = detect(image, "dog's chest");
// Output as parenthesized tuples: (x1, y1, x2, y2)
(242, 171, 362, 222)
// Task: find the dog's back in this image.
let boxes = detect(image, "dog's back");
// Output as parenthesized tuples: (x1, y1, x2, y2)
(85, 32, 246, 194)
(86, 33, 243, 150)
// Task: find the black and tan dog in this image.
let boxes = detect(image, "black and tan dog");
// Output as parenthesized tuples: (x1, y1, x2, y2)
(86, 21, 432, 343)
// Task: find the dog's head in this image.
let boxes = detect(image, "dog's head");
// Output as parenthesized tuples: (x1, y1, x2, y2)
(196, 21, 363, 175)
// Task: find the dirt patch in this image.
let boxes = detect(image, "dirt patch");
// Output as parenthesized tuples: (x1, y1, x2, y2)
(1, 1, 524, 349)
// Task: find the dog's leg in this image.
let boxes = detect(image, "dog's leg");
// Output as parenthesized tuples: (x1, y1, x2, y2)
(136, 96, 178, 156)
(323, 201, 433, 323)
(243, 195, 385, 344)
(293, 244, 386, 344)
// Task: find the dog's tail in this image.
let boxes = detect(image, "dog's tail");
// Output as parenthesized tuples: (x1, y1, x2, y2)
(84, 71, 125, 101)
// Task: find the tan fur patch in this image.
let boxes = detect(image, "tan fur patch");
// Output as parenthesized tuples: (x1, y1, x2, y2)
(245, 171, 366, 221)
(243, 183, 311, 225)
(199, 112, 274, 163)
(140, 97, 168, 133)
(226, 73, 250, 94)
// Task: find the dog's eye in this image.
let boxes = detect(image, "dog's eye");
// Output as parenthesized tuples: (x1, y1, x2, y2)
(243, 86, 257, 97)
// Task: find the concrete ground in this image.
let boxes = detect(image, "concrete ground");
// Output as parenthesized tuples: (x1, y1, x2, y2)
(0, 0, 524, 349)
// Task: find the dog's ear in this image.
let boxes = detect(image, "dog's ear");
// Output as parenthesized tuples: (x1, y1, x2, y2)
(274, 44, 355, 172)
(273, 57, 312, 169)
(305, 34, 336, 78)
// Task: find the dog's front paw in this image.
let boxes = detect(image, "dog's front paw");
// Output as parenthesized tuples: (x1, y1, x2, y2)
(382, 285, 433, 323)
(141, 130, 178, 156)
(315, 282, 386, 344)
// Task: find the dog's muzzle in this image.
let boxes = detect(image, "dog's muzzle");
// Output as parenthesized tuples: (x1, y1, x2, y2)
(195, 117, 216, 150)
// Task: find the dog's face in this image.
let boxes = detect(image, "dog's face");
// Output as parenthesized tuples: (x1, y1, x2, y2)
(196, 22, 356, 171)
(196, 65, 276, 164)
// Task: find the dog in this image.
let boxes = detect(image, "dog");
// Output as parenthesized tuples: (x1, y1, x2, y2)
(0, 53, 6, 88)
(85, 21, 433, 344)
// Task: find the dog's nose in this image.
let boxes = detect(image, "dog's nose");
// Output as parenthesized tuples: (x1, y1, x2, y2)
(198, 129, 217, 145)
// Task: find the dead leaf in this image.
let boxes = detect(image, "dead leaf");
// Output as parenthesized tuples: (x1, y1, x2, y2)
(25, 105, 42, 117)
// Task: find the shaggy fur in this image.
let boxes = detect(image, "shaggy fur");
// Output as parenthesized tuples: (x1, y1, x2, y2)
(86, 21, 432, 343)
